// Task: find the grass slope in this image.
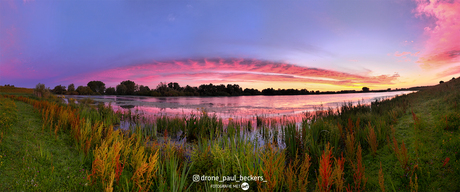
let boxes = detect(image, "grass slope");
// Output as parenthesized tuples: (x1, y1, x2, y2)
(364, 79, 460, 191)
(0, 100, 93, 191)
(0, 86, 34, 94)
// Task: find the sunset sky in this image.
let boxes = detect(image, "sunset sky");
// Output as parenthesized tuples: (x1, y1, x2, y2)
(1, 0, 459, 91)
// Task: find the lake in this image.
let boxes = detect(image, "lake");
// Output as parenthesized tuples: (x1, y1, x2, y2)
(65, 91, 413, 123)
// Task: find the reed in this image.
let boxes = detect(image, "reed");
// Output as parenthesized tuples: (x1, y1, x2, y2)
(366, 123, 378, 156)
(317, 143, 333, 192)
(284, 122, 300, 160)
(258, 143, 285, 192)
(131, 150, 159, 192)
(156, 155, 193, 192)
(351, 144, 366, 192)
(332, 153, 345, 192)
(88, 135, 124, 191)
(391, 135, 410, 172)
(345, 133, 356, 161)
(379, 162, 385, 192)
(284, 153, 311, 192)
(5, 79, 460, 191)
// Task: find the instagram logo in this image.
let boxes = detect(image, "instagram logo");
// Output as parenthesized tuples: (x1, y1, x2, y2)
(193, 174, 200, 182)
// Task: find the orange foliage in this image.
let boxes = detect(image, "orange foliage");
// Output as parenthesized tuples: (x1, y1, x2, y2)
(318, 143, 333, 192)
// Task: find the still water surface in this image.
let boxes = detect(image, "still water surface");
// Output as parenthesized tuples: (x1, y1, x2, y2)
(66, 91, 413, 121)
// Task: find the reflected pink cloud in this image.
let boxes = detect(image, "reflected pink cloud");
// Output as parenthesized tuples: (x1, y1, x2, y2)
(414, 0, 460, 69)
(62, 58, 400, 87)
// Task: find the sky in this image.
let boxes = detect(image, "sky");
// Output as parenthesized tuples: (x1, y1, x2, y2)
(1, 0, 459, 91)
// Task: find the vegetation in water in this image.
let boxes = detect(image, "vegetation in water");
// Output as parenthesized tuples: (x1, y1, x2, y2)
(1, 77, 460, 191)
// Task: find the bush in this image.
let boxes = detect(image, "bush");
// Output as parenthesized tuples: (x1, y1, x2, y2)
(76, 86, 94, 95)
(34, 83, 51, 98)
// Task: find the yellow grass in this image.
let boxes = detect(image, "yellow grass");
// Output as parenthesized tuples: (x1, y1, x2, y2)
(0, 86, 33, 94)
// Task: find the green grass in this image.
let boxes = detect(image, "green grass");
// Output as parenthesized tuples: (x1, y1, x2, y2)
(0, 100, 94, 191)
(2, 78, 460, 191)
(362, 80, 460, 191)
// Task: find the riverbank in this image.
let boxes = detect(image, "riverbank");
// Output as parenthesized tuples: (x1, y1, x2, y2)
(1, 78, 459, 191)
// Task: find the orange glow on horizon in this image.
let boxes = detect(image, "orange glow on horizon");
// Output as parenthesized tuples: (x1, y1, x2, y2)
(61, 58, 403, 91)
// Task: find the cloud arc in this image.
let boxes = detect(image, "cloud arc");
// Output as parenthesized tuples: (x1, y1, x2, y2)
(62, 58, 400, 89)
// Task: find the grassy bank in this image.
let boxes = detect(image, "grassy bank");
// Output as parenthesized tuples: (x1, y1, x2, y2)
(1, 78, 460, 191)
(0, 86, 33, 95)
(0, 97, 92, 191)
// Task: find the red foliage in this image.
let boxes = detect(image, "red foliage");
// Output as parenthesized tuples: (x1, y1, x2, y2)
(442, 157, 450, 167)
(318, 144, 333, 192)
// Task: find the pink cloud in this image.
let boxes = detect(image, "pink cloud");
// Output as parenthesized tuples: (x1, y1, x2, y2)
(394, 51, 411, 57)
(62, 58, 400, 88)
(1, 25, 18, 54)
(436, 65, 460, 78)
(0, 58, 54, 80)
(414, 0, 460, 68)
(394, 51, 420, 57)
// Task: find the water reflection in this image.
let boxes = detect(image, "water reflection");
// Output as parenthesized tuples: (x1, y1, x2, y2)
(120, 105, 135, 109)
(65, 91, 413, 121)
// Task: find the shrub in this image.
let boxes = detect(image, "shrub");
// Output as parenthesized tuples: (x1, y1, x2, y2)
(34, 83, 51, 98)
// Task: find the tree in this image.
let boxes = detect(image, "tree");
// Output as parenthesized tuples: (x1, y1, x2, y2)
(52, 85, 66, 94)
(156, 82, 169, 95)
(184, 85, 195, 93)
(116, 84, 127, 95)
(120, 80, 137, 95)
(87, 81, 106, 94)
(440, 80, 444, 84)
(262, 88, 275, 95)
(34, 83, 50, 98)
(168, 82, 181, 90)
(68, 83, 75, 92)
(138, 85, 150, 95)
(362, 87, 370, 92)
(243, 88, 261, 95)
(226, 84, 242, 96)
(76, 86, 93, 95)
(105, 87, 116, 95)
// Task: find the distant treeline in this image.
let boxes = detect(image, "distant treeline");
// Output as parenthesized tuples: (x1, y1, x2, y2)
(49, 80, 425, 97)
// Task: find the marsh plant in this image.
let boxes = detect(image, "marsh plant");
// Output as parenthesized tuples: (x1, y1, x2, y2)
(3, 78, 460, 191)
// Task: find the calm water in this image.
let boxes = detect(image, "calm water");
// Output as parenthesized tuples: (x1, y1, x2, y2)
(66, 91, 413, 145)
(66, 91, 413, 121)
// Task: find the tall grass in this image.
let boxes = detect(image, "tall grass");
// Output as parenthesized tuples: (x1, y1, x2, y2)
(5, 78, 460, 191)
(0, 97, 17, 131)
(0, 97, 18, 144)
